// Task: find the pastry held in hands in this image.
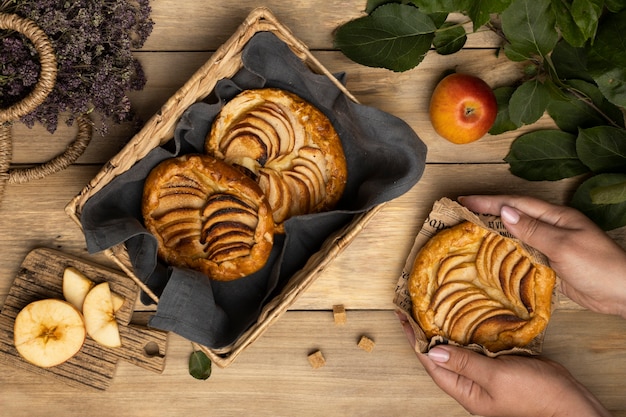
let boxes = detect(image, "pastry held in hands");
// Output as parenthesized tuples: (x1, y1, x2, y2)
(408, 221, 556, 352)
(14, 299, 86, 368)
(206, 88, 347, 232)
(142, 154, 275, 280)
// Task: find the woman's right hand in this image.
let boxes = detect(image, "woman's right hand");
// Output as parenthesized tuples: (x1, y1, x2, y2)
(459, 195, 626, 319)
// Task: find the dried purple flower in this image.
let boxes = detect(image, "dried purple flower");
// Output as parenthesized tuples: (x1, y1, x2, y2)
(0, 0, 154, 134)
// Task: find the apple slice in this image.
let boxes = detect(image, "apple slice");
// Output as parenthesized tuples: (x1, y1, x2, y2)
(62, 267, 95, 311)
(63, 267, 125, 314)
(14, 299, 86, 368)
(111, 291, 125, 313)
(82, 282, 122, 348)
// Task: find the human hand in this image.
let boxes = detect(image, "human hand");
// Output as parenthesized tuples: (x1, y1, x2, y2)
(459, 195, 626, 319)
(397, 314, 611, 417)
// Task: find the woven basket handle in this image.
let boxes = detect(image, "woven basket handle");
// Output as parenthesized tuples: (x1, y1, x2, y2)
(0, 116, 92, 184)
(0, 13, 91, 195)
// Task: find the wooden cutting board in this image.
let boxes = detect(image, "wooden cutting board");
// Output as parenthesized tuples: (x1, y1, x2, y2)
(0, 248, 168, 390)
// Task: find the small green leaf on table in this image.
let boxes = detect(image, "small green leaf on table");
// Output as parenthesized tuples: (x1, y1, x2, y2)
(189, 350, 212, 380)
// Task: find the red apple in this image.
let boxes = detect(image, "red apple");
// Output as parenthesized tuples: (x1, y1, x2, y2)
(429, 73, 497, 144)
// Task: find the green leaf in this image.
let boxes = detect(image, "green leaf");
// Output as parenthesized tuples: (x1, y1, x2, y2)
(550, 39, 593, 82)
(605, 0, 626, 12)
(366, 0, 397, 13)
(408, 0, 470, 14)
(489, 86, 519, 134)
(502, 44, 534, 62)
(433, 22, 467, 55)
(590, 181, 626, 204)
(505, 130, 590, 180)
(467, 0, 513, 31)
(570, 0, 603, 41)
(571, 173, 626, 230)
(508, 80, 551, 126)
(334, 3, 436, 72)
(551, 0, 589, 47)
(576, 126, 626, 172)
(429, 12, 450, 28)
(501, 0, 559, 60)
(189, 350, 212, 380)
(586, 10, 626, 107)
(547, 80, 625, 133)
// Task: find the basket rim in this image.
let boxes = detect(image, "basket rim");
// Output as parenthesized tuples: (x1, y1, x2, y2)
(0, 12, 58, 123)
(65, 6, 374, 368)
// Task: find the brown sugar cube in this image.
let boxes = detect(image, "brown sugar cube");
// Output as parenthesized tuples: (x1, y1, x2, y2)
(358, 335, 375, 353)
(308, 350, 326, 369)
(332, 304, 347, 325)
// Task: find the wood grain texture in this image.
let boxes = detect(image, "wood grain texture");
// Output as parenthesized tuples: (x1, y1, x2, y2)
(1, 2, 625, 415)
(1, 310, 625, 417)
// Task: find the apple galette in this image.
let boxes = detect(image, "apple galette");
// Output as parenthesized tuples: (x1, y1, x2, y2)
(408, 221, 555, 352)
(142, 154, 274, 281)
(205, 88, 347, 232)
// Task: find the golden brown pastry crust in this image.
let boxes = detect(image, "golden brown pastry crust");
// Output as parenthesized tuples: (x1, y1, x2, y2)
(408, 221, 555, 352)
(205, 88, 347, 232)
(142, 154, 274, 281)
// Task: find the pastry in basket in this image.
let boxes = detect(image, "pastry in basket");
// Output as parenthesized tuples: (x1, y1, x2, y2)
(142, 154, 274, 281)
(205, 88, 348, 232)
(408, 221, 556, 352)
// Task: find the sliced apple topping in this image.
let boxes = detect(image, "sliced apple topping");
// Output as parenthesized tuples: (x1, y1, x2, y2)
(436, 253, 475, 285)
(258, 169, 291, 224)
(199, 193, 262, 263)
(222, 124, 271, 166)
(206, 89, 347, 231)
(14, 299, 86, 368)
(409, 221, 557, 352)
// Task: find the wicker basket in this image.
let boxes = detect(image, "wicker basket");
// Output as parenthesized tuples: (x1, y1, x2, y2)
(65, 7, 384, 368)
(0, 13, 92, 201)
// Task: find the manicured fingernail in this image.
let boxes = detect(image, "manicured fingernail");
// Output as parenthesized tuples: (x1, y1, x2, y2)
(501, 205, 520, 225)
(427, 346, 450, 363)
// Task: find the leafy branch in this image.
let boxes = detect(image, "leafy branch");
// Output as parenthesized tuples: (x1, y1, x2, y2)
(335, 0, 626, 230)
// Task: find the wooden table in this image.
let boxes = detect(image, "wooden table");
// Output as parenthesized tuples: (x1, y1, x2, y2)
(2, 2, 625, 416)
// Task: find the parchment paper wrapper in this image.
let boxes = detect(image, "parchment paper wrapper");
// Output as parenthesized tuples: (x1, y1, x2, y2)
(393, 197, 558, 357)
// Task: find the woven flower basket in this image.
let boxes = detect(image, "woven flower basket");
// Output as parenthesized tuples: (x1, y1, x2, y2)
(66, 7, 384, 368)
(0, 13, 91, 201)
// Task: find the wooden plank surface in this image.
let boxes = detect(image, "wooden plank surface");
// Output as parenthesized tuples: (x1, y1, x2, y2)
(1, 1, 625, 416)
(0, 310, 625, 417)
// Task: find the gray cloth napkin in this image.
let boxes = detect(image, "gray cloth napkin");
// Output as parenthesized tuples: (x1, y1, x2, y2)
(80, 32, 427, 349)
